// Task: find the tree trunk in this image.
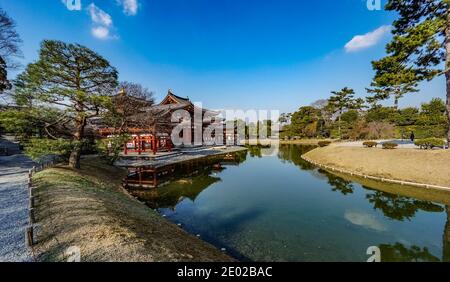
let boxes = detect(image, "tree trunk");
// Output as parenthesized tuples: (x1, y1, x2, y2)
(338, 111, 342, 139)
(68, 145, 82, 169)
(68, 115, 86, 169)
(394, 97, 399, 110)
(446, 8, 450, 144)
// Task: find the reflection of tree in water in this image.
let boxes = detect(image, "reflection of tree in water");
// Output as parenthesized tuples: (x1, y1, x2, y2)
(379, 242, 440, 262)
(276, 145, 355, 194)
(246, 145, 265, 158)
(233, 151, 248, 164)
(276, 144, 450, 261)
(364, 188, 444, 221)
(319, 169, 354, 195)
(277, 144, 317, 170)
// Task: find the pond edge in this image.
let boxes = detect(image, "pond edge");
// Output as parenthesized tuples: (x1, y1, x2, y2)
(301, 155, 450, 192)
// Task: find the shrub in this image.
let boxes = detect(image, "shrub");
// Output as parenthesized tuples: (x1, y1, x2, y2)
(318, 141, 331, 147)
(96, 134, 131, 164)
(382, 142, 398, 150)
(25, 138, 74, 162)
(363, 141, 378, 148)
(414, 138, 445, 150)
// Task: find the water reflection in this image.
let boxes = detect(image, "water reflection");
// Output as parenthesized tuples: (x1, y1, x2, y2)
(278, 144, 450, 262)
(127, 144, 450, 262)
(277, 144, 316, 171)
(320, 169, 355, 195)
(133, 174, 221, 209)
(444, 207, 450, 262)
(365, 189, 444, 222)
(130, 151, 247, 209)
(379, 242, 440, 262)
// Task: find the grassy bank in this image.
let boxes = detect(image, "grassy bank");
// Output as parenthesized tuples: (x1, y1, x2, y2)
(303, 146, 450, 188)
(31, 157, 233, 262)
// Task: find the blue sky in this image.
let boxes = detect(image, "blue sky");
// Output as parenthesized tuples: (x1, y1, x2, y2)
(0, 0, 445, 113)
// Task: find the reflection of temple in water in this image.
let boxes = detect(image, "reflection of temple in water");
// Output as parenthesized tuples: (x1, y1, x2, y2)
(126, 151, 248, 209)
(124, 151, 247, 188)
(132, 174, 222, 210)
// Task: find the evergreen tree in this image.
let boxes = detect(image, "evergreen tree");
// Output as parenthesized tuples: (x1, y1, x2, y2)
(367, 56, 419, 109)
(328, 87, 363, 138)
(15, 40, 118, 168)
(380, 0, 449, 141)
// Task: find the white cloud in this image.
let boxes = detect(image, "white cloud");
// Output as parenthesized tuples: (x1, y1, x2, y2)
(87, 3, 116, 40)
(344, 25, 391, 53)
(91, 26, 110, 39)
(88, 3, 113, 27)
(117, 0, 139, 16)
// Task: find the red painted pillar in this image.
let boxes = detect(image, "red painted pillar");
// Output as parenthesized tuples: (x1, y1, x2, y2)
(138, 135, 142, 155)
(153, 137, 157, 155)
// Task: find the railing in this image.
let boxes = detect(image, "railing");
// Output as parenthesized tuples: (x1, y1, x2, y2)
(26, 160, 57, 248)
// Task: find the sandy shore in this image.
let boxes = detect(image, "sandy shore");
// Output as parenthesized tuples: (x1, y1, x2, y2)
(303, 145, 450, 189)
(31, 158, 233, 262)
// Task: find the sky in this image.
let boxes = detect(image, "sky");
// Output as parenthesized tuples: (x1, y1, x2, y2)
(0, 0, 446, 113)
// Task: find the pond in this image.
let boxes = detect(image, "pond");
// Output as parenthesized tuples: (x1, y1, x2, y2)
(129, 144, 450, 262)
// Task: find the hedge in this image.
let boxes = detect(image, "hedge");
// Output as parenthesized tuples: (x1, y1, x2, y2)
(414, 138, 445, 150)
(382, 142, 398, 149)
(363, 141, 378, 148)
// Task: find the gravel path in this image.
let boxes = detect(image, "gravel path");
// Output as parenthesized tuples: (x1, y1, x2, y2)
(0, 153, 34, 262)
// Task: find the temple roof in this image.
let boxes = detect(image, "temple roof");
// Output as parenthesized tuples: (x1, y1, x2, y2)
(159, 90, 191, 106)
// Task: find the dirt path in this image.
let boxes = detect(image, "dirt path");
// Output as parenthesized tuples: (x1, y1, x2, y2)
(0, 153, 34, 262)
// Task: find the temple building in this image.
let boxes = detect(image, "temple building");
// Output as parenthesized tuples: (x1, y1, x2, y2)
(96, 90, 236, 155)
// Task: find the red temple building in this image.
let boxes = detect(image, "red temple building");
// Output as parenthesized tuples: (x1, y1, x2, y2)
(96, 90, 236, 155)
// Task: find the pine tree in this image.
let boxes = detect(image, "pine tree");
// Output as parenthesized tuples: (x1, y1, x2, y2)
(15, 40, 118, 169)
(328, 87, 363, 138)
(380, 0, 449, 141)
(368, 55, 419, 109)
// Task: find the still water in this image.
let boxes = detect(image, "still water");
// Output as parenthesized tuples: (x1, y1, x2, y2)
(130, 145, 450, 262)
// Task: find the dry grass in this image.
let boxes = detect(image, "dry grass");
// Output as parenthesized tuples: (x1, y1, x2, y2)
(304, 146, 450, 188)
(32, 157, 233, 262)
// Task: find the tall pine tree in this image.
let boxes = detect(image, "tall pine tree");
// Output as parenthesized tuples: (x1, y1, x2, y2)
(380, 0, 449, 141)
(328, 87, 364, 138)
(15, 40, 118, 168)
